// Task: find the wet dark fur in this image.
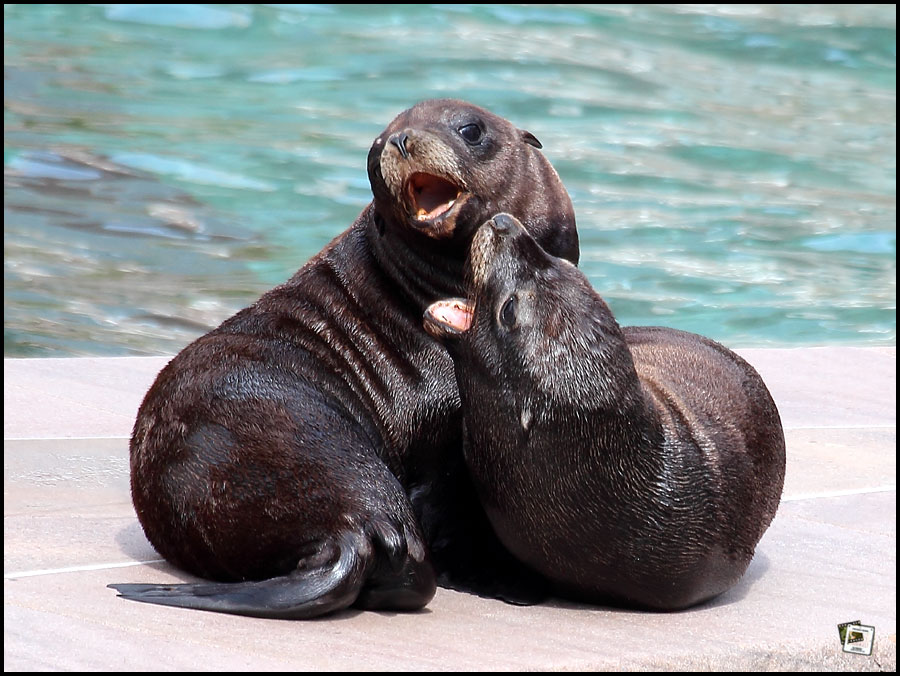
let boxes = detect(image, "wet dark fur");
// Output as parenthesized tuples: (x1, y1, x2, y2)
(110, 101, 578, 618)
(428, 214, 785, 610)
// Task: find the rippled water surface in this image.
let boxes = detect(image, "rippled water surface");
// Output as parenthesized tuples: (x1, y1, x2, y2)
(4, 4, 896, 356)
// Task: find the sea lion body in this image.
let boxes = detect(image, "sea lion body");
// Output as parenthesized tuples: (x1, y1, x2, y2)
(426, 214, 785, 610)
(111, 101, 578, 618)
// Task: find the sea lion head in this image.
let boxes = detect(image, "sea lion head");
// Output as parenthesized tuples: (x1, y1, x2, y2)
(424, 213, 632, 406)
(368, 100, 578, 263)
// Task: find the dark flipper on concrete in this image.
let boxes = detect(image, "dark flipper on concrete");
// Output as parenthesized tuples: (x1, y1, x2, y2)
(109, 526, 436, 620)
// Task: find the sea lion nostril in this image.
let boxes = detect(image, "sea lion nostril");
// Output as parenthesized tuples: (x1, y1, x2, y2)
(390, 132, 410, 159)
(491, 213, 516, 234)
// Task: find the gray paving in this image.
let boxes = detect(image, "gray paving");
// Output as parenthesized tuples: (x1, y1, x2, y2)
(3, 347, 896, 671)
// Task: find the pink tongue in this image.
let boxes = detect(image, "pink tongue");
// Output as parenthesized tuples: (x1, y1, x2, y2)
(436, 302, 472, 331)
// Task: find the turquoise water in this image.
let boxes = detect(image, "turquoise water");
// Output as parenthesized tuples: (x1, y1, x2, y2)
(4, 4, 896, 356)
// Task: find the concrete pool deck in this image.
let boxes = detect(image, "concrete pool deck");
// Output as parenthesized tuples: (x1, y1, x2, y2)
(3, 347, 896, 670)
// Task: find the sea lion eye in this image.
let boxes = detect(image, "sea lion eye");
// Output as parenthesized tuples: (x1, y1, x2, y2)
(458, 123, 483, 145)
(500, 295, 517, 328)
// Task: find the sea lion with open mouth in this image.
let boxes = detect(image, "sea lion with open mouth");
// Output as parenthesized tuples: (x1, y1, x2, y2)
(425, 213, 785, 610)
(110, 101, 578, 618)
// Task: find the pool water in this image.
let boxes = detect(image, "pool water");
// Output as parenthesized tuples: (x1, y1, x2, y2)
(4, 4, 895, 356)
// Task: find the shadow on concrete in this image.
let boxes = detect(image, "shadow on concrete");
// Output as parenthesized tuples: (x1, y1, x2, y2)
(703, 550, 771, 609)
(112, 520, 159, 562)
(537, 550, 771, 615)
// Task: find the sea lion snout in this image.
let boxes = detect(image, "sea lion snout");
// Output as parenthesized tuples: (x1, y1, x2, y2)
(424, 216, 527, 343)
(468, 214, 520, 291)
(377, 126, 469, 239)
(469, 213, 555, 297)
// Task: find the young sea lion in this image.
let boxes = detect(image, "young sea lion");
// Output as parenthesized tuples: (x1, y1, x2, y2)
(110, 101, 578, 618)
(425, 213, 785, 610)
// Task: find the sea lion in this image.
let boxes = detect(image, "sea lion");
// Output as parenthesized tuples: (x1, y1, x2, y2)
(424, 213, 786, 610)
(109, 101, 578, 618)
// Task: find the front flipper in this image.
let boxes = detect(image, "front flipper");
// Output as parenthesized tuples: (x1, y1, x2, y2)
(110, 524, 435, 620)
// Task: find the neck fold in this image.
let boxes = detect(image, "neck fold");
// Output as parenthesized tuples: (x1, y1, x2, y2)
(366, 206, 469, 311)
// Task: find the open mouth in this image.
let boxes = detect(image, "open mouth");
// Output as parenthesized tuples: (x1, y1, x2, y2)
(406, 173, 463, 223)
(424, 298, 474, 337)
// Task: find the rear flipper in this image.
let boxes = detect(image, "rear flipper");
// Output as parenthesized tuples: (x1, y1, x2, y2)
(109, 522, 436, 620)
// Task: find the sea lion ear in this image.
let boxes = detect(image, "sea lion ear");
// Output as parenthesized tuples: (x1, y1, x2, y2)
(520, 130, 543, 149)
